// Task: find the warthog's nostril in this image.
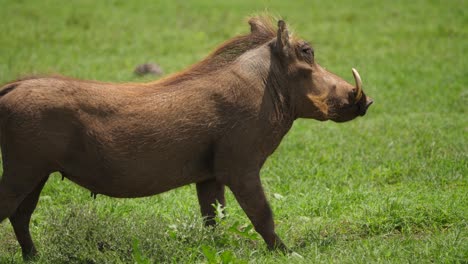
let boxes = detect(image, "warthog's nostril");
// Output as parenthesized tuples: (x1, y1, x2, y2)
(358, 98, 373, 116)
(366, 98, 374, 109)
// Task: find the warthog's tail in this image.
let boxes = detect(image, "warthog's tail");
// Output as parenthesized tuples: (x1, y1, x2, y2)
(0, 76, 44, 105)
(0, 82, 18, 222)
(0, 81, 21, 120)
(0, 81, 22, 144)
(0, 75, 41, 99)
(0, 82, 19, 97)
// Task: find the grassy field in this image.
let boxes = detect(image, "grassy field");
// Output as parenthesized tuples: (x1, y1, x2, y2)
(0, 0, 467, 263)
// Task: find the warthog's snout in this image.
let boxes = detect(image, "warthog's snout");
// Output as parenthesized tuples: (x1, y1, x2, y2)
(328, 68, 373, 122)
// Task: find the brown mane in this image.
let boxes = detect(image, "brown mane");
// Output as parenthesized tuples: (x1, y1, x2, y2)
(0, 16, 278, 90)
(156, 16, 277, 86)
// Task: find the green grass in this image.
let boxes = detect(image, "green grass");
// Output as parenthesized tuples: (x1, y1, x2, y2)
(0, 0, 467, 263)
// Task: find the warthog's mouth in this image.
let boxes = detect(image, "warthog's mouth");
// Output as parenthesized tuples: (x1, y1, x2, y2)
(352, 68, 373, 116)
(352, 68, 364, 103)
(358, 98, 373, 116)
(329, 68, 373, 122)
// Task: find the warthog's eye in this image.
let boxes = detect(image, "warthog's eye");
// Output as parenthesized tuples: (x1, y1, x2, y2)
(302, 47, 314, 56)
(300, 42, 314, 63)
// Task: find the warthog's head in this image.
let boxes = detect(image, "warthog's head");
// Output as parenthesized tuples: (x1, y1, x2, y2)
(271, 20, 373, 122)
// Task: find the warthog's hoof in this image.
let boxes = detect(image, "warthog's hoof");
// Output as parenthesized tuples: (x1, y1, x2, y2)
(267, 239, 292, 254)
(22, 247, 38, 261)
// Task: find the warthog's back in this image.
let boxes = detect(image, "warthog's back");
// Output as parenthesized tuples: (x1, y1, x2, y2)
(0, 77, 223, 197)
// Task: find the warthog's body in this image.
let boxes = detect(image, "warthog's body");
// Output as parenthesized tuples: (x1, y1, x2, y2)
(0, 17, 372, 259)
(2, 78, 232, 198)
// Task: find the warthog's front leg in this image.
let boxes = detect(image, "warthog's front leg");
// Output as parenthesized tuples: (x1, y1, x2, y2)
(227, 172, 288, 251)
(196, 178, 225, 226)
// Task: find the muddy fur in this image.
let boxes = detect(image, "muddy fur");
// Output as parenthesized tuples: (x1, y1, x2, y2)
(0, 16, 372, 259)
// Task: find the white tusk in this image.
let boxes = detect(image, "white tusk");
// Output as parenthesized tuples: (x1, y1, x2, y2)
(352, 68, 363, 102)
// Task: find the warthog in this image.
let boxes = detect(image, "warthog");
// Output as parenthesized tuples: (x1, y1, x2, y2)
(0, 17, 372, 259)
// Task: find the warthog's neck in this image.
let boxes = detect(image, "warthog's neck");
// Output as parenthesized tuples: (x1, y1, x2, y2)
(230, 44, 295, 123)
(147, 43, 295, 127)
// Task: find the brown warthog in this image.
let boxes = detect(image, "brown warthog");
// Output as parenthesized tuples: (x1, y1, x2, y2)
(0, 17, 373, 259)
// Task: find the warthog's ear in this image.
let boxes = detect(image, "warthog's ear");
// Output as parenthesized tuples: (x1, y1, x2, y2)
(248, 17, 272, 35)
(249, 17, 261, 33)
(277, 20, 290, 54)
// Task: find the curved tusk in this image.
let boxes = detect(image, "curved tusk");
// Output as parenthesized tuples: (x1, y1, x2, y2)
(352, 68, 363, 102)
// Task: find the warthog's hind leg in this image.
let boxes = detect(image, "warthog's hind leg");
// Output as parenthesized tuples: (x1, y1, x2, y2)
(9, 176, 49, 260)
(196, 178, 225, 226)
(0, 186, 24, 224)
(0, 167, 49, 260)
